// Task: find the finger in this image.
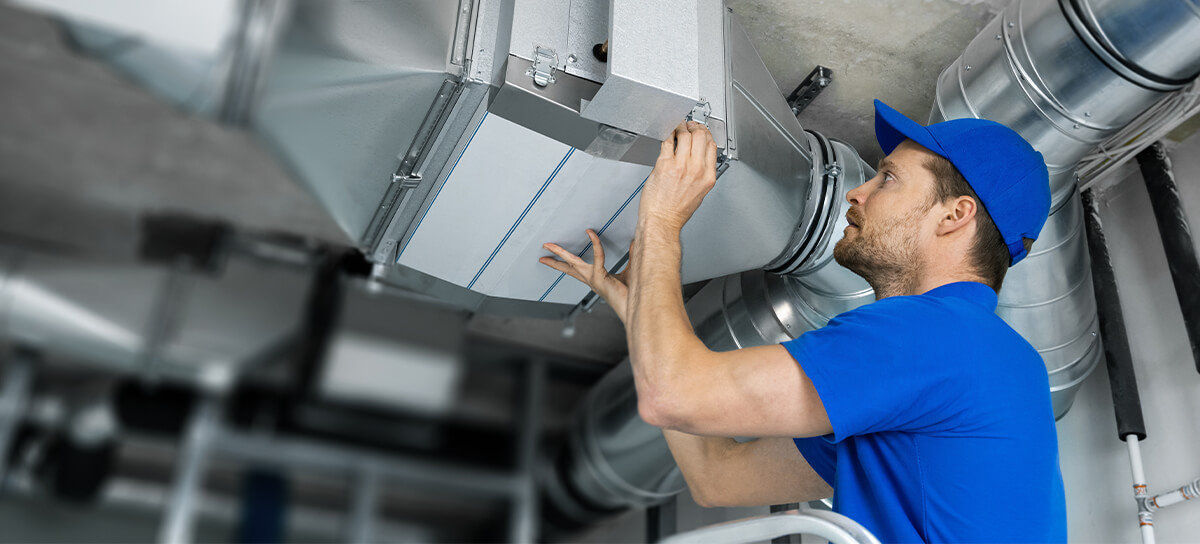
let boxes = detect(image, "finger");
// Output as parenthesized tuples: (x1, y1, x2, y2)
(660, 128, 675, 159)
(586, 229, 605, 269)
(704, 139, 718, 175)
(542, 242, 588, 268)
(673, 122, 692, 159)
(688, 121, 710, 162)
(539, 256, 587, 283)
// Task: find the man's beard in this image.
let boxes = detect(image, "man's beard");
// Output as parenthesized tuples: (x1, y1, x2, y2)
(833, 205, 924, 298)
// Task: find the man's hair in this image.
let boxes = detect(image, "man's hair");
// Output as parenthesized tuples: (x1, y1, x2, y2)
(924, 155, 1034, 292)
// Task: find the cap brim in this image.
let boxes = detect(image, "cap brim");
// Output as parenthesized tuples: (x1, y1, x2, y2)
(874, 99, 944, 157)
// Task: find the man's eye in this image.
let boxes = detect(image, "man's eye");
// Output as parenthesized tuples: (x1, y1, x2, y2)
(883, 172, 895, 183)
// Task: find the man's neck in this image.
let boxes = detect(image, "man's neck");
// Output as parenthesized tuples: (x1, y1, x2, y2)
(869, 260, 986, 299)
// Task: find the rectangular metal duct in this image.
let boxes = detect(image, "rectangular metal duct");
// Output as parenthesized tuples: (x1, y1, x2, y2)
(53, 0, 821, 309)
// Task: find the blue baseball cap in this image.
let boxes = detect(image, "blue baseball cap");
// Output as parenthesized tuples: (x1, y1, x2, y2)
(873, 99, 1050, 266)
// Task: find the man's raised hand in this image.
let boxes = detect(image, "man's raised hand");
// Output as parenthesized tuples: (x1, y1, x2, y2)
(637, 121, 719, 231)
(539, 229, 631, 323)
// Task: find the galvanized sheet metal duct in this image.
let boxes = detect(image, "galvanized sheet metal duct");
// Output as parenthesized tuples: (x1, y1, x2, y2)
(0, 247, 309, 384)
(53, 0, 838, 310)
(932, 0, 1200, 416)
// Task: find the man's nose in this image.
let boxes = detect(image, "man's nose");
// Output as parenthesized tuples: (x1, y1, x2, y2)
(846, 183, 866, 206)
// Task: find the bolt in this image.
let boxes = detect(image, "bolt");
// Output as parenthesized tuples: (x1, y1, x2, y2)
(567, 54, 578, 63)
(1008, 21, 1015, 28)
(817, 78, 830, 87)
(965, 65, 972, 71)
(995, 34, 1002, 40)
(1073, 124, 1080, 129)
(1085, 111, 1092, 117)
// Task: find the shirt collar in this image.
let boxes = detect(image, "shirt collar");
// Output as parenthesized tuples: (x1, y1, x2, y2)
(921, 281, 998, 311)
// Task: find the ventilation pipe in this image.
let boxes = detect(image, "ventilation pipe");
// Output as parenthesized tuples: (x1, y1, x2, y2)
(549, 0, 1200, 525)
(0, 245, 310, 385)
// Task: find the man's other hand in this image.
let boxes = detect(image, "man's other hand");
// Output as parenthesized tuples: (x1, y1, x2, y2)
(539, 229, 631, 323)
(639, 121, 719, 230)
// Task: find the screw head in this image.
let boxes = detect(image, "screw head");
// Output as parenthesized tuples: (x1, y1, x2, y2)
(567, 54, 578, 63)
(965, 65, 972, 71)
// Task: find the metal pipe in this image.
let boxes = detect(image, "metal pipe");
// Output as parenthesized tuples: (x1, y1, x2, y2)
(659, 507, 880, 544)
(347, 465, 381, 544)
(931, 0, 1200, 416)
(0, 350, 34, 491)
(0, 245, 309, 387)
(1125, 437, 1156, 544)
(509, 361, 545, 544)
(1082, 189, 1147, 440)
(159, 397, 220, 544)
(1136, 142, 1200, 375)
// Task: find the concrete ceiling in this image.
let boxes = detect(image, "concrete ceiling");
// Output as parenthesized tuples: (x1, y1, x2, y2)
(730, 0, 1006, 165)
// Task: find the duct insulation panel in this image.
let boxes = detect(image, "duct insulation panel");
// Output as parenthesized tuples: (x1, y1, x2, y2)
(397, 113, 651, 305)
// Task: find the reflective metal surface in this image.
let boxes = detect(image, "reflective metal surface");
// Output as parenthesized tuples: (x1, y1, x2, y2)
(932, 0, 1200, 417)
(560, 360, 686, 514)
(930, 0, 1190, 206)
(579, 0, 703, 140)
(660, 508, 880, 544)
(1067, 0, 1200, 89)
(0, 247, 307, 385)
(997, 194, 1102, 418)
(56, 0, 836, 309)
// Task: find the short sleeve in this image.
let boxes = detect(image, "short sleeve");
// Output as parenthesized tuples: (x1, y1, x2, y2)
(792, 436, 836, 487)
(781, 298, 967, 440)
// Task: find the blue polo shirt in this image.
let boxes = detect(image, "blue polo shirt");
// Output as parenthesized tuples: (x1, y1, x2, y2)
(782, 281, 1066, 543)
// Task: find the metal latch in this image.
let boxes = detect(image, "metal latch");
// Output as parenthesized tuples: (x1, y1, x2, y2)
(526, 46, 558, 87)
(687, 100, 712, 126)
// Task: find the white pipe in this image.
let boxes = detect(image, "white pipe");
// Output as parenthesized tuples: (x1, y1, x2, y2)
(1125, 437, 1156, 544)
(1149, 478, 1200, 511)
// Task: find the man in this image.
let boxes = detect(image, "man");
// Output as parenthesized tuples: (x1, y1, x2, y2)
(539, 100, 1067, 543)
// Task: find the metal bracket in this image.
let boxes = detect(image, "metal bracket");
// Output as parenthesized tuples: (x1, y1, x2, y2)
(687, 101, 712, 126)
(526, 46, 558, 87)
(786, 65, 833, 116)
(824, 161, 843, 180)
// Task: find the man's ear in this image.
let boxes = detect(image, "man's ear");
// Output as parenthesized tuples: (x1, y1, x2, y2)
(937, 196, 977, 236)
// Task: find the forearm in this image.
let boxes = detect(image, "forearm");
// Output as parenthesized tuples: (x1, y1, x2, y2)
(661, 428, 741, 506)
(664, 430, 834, 508)
(627, 216, 711, 424)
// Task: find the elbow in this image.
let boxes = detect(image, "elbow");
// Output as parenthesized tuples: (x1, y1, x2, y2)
(690, 487, 716, 509)
(637, 390, 691, 430)
(689, 484, 722, 509)
(688, 480, 739, 508)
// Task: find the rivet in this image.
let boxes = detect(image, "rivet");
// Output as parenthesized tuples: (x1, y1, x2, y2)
(1073, 124, 1080, 129)
(1085, 111, 1092, 117)
(1008, 21, 1015, 28)
(995, 34, 1002, 40)
(965, 65, 972, 71)
(567, 54, 578, 63)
